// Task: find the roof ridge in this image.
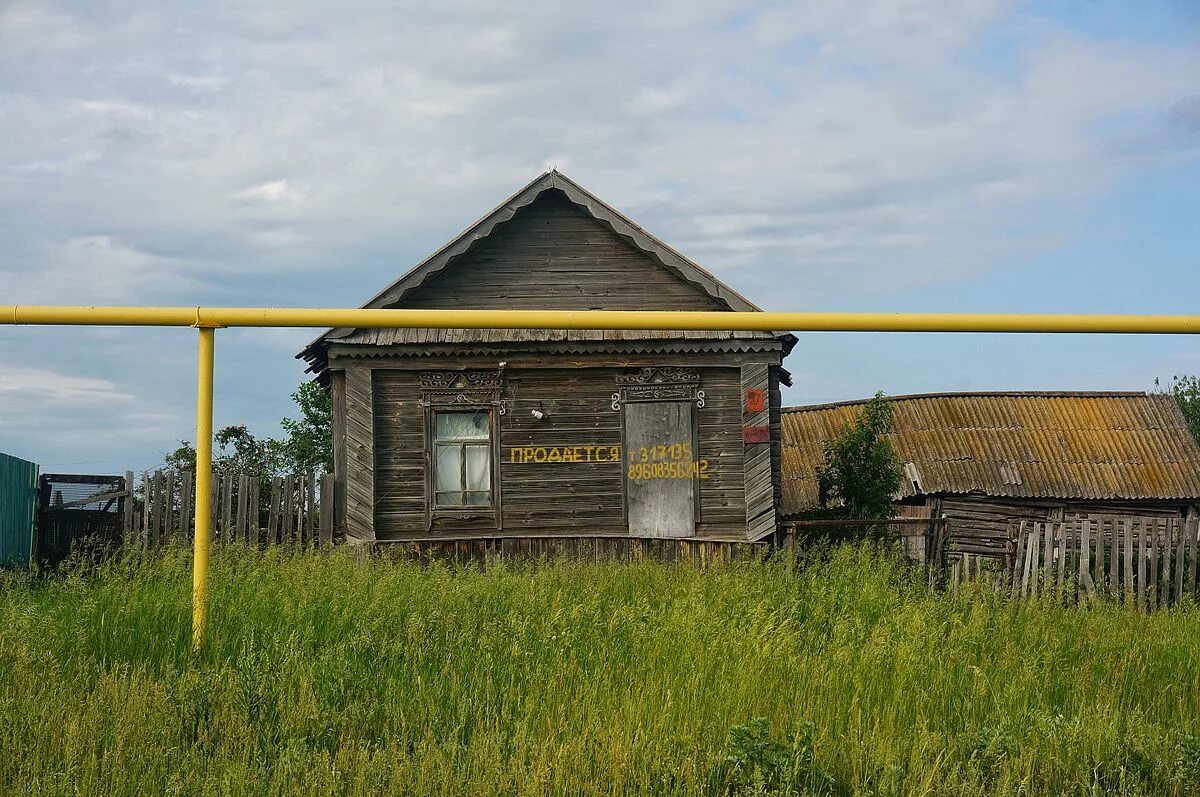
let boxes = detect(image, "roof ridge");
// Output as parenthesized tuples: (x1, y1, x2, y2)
(783, 390, 1154, 413)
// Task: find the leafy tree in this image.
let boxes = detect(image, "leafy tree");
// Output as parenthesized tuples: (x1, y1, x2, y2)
(161, 380, 332, 476)
(815, 392, 903, 520)
(162, 425, 277, 476)
(1156, 375, 1200, 445)
(276, 381, 333, 474)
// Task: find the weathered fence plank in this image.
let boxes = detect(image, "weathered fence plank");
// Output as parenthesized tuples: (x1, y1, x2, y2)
(282, 474, 294, 546)
(320, 474, 333, 547)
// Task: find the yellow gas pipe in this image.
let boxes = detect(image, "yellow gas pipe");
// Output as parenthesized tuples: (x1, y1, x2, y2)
(5, 305, 1200, 333)
(192, 327, 215, 651)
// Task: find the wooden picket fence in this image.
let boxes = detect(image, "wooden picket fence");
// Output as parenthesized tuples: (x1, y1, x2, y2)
(948, 514, 1200, 610)
(125, 468, 335, 549)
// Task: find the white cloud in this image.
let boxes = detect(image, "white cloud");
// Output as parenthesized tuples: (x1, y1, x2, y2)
(236, 179, 307, 204)
(0, 236, 203, 305)
(0, 364, 133, 402)
(0, 1, 87, 56)
(168, 74, 229, 91)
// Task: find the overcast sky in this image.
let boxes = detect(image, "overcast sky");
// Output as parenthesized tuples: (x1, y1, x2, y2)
(2, 0, 1199, 473)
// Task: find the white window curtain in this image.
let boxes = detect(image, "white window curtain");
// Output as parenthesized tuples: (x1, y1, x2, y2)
(433, 410, 492, 507)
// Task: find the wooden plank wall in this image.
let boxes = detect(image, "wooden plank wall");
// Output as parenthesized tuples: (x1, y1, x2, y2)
(372, 370, 427, 535)
(122, 469, 335, 549)
(343, 368, 375, 543)
(500, 369, 625, 533)
(768, 366, 784, 536)
(741, 363, 775, 540)
(696, 368, 747, 536)
(370, 365, 750, 541)
(330, 370, 347, 537)
(396, 191, 728, 312)
(937, 495, 1186, 561)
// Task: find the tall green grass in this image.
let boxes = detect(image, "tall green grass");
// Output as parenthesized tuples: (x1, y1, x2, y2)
(1, 544, 1198, 796)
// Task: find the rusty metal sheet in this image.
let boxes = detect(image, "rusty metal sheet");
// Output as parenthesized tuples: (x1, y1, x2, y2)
(780, 391, 1200, 515)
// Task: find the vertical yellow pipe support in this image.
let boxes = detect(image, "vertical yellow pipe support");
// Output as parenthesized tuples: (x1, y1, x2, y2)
(192, 327, 215, 650)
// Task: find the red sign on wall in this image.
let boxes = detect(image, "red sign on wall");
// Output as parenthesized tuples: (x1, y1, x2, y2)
(744, 387, 766, 413)
(742, 425, 770, 443)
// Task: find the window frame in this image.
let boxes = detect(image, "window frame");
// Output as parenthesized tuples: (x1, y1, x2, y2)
(427, 407, 496, 512)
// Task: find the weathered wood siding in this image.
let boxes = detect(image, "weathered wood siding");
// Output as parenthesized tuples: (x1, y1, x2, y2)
(343, 368, 374, 542)
(329, 370, 347, 536)
(368, 364, 753, 540)
(372, 371, 426, 535)
(935, 494, 1190, 559)
(741, 363, 774, 540)
(397, 191, 729, 312)
(500, 369, 625, 533)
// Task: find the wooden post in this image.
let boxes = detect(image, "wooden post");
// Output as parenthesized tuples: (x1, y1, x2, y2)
(163, 470, 176, 543)
(1042, 521, 1054, 596)
(282, 474, 294, 546)
(1056, 523, 1067, 600)
(141, 471, 151, 550)
(1078, 522, 1091, 600)
(267, 477, 281, 546)
(1149, 521, 1160, 611)
(180, 471, 193, 542)
(1020, 525, 1035, 599)
(153, 470, 166, 547)
(1188, 516, 1199, 602)
(123, 470, 134, 542)
(209, 470, 219, 542)
(1162, 518, 1174, 607)
(248, 478, 260, 547)
(312, 470, 321, 552)
(1174, 518, 1186, 608)
(235, 474, 248, 544)
(1029, 523, 1042, 598)
(1064, 521, 1077, 602)
(319, 473, 333, 547)
(1137, 520, 1148, 612)
(221, 472, 234, 545)
(1109, 518, 1119, 595)
(1123, 519, 1134, 602)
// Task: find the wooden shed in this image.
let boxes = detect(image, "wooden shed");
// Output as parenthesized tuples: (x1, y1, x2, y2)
(780, 391, 1200, 559)
(300, 171, 795, 549)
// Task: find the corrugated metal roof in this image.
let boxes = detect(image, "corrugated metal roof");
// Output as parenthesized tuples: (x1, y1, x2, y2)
(781, 391, 1200, 513)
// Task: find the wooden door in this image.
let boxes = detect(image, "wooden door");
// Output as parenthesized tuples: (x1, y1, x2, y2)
(624, 401, 695, 538)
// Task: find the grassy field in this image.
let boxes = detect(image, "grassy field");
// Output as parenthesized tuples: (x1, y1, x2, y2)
(1, 545, 1199, 796)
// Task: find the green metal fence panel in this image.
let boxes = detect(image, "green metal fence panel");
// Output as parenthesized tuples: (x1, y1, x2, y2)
(0, 452, 39, 567)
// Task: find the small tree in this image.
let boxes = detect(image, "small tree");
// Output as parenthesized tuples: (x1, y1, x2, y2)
(815, 392, 903, 520)
(160, 380, 332, 476)
(275, 381, 333, 474)
(162, 425, 278, 476)
(1156, 375, 1200, 445)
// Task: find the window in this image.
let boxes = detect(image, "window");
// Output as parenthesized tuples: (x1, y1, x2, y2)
(432, 410, 492, 507)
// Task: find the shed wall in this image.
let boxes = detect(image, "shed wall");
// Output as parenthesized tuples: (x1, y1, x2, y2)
(933, 494, 1192, 559)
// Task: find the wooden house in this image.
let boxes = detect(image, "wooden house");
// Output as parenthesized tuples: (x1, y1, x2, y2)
(299, 171, 795, 550)
(780, 391, 1200, 559)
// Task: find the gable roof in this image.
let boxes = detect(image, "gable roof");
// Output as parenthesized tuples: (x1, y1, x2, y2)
(299, 170, 793, 372)
(780, 391, 1200, 514)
